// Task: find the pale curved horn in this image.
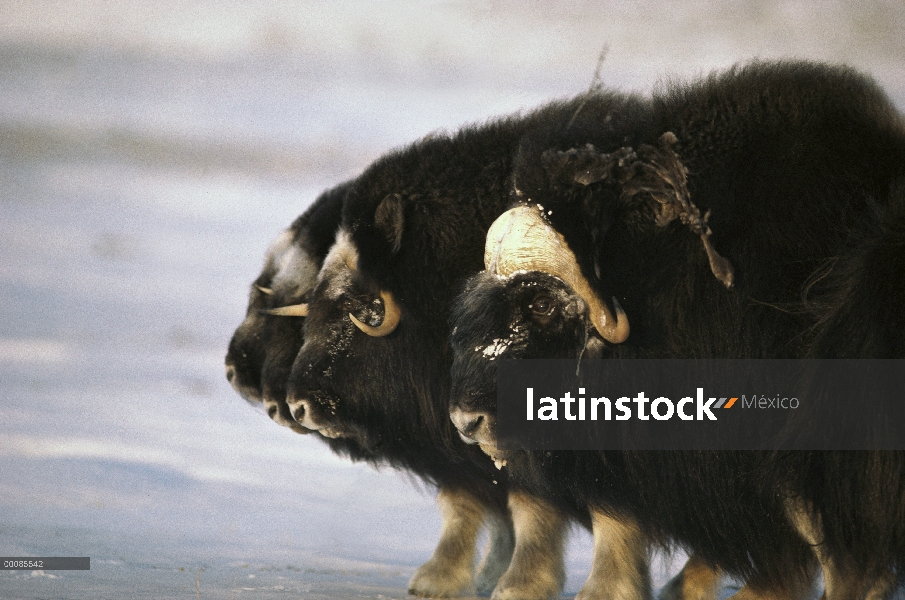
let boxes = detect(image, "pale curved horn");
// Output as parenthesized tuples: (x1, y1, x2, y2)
(485, 206, 629, 343)
(254, 284, 274, 295)
(260, 304, 308, 317)
(349, 289, 401, 337)
(340, 244, 401, 336)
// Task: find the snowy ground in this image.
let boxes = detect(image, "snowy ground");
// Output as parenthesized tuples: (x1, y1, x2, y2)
(1, 2, 904, 598)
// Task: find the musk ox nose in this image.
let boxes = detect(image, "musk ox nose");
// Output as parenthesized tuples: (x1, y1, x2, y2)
(450, 408, 489, 443)
(291, 400, 308, 423)
(461, 414, 484, 437)
(287, 395, 321, 431)
(225, 363, 236, 384)
(256, 395, 313, 436)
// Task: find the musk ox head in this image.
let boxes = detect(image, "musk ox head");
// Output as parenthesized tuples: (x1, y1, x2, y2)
(282, 229, 408, 445)
(449, 206, 619, 458)
(449, 271, 601, 458)
(225, 182, 347, 434)
(281, 121, 529, 457)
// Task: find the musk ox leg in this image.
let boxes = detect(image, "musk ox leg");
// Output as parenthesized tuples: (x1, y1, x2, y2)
(784, 498, 894, 600)
(659, 554, 722, 600)
(575, 508, 651, 600)
(408, 486, 484, 598)
(491, 489, 567, 600)
(475, 507, 516, 595)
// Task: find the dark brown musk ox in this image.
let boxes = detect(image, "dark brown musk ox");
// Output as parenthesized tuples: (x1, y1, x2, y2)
(449, 61, 905, 600)
(226, 181, 346, 432)
(225, 182, 522, 597)
(277, 96, 717, 600)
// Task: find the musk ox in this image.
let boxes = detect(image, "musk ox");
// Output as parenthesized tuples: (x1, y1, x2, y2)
(226, 181, 347, 433)
(449, 61, 905, 600)
(279, 101, 711, 600)
(225, 183, 517, 598)
(280, 115, 567, 600)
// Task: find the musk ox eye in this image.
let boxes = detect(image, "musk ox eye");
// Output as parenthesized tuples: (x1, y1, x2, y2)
(530, 295, 554, 316)
(341, 298, 355, 311)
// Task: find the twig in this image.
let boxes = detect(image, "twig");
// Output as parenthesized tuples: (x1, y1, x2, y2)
(567, 45, 610, 129)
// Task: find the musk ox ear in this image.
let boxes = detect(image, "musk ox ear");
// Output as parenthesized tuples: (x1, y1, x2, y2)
(374, 193, 405, 255)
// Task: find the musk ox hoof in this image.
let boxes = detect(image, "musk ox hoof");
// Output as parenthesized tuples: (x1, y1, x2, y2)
(573, 573, 651, 600)
(491, 572, 562, 600)
(490, 583, 560, 600)
(408, 558, 473, 598)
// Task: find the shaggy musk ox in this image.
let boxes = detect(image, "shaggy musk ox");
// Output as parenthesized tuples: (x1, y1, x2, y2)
(450, 62, 905, 600)
(225, 183, 520, 597)
(281, 114, 557, 599)
(226, 181, 347, 434)
(280, 101, 718, 600)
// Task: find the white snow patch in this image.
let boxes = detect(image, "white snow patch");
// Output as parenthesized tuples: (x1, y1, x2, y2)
(479, 338, 511, 360)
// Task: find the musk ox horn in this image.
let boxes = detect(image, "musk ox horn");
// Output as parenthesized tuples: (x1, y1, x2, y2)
(338, 242, 402, 337)
(349, 290, 401, 337)
(254, 284, 274, 295)
(485, 205, 629, 344)
(260, 303, 309, 317)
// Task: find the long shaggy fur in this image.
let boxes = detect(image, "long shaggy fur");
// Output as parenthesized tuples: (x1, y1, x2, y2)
(450, 61, 905, 596)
